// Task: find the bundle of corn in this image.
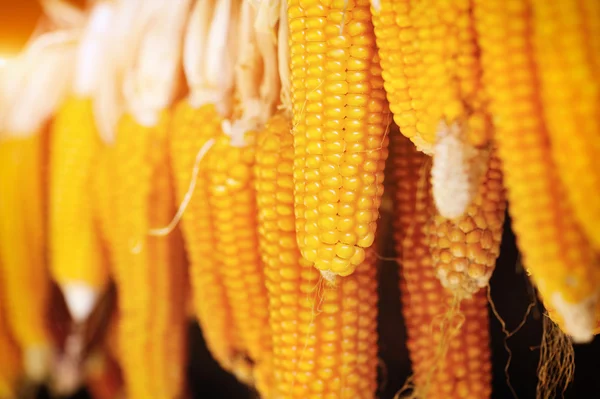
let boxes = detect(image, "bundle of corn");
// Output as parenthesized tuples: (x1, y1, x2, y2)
(50, 2, 115, 323)
(0, 20, 78, 382)
(288, 0, 390, 280)
(391, 133, 492, 398)
(474, 0, 600, 342)
(170, 0, 241, 376)
(109, 0, 191, 397)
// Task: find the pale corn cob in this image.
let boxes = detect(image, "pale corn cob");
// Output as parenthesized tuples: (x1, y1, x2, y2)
(531, 0, 600, 250)
(112, 112, 187, 399)
(256, 113, 379, 398)
(429, 150, 506, 297)
(474, 0, 600, 342)
(392, 134, 492, 398)
(289, 0, 390, 278)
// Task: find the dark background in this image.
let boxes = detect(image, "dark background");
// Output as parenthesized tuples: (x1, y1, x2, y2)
(2, 1, 598, 398)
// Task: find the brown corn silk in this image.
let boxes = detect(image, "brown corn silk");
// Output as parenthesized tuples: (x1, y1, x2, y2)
(473, 0, 600, 341)
(111, 113, 187, 399)
(0, 134, 52, 368)
(50, 97, 108, 290)
(392, 134, 492, 398)
(531, 0, 600, 251)
(255, 113, 379, 398)
(428, 150, 506, 298)
(288, 0, 390, 278)
(170, 101, 239, 371)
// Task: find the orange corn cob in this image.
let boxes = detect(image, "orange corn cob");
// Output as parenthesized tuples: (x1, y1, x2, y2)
(531, 0, 600, 250)
(474, 0, 600, 342)
(289, 0, 390, 278)
(392, 134, 492, 398)
(428, 150, 506, 297)
(111, 112, 187, 399)
(50, 97, 108, 305)
(256, 113, 379, 398)
(0, 134, 52, 381)
(0, 265, 22, 399)
(204, 127, 271, 381)
(170, 100, 239, 371)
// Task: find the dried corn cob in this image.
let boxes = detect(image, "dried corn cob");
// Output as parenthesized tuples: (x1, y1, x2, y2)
(170, 101, 238, 371)
(474, 0, 600, 342)
(110, 1, 190, 397)
(392, 134, 492, 398)
(112, 113, 187, 399)
(256, 112, 379, 398)
(0, 135, 52, 382)
(531, 0, 600, 250)
(0, 265, 22, 399)
(50, 97, 107, 318)
(289, 0, 390, 278)
(170, 0, 241, 374)
(429, 149, 506, 298)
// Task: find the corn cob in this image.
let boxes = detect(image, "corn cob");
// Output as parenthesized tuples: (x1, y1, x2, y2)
(112, 112, 187, 399)
(170, 101, 239, 371)
(392, 134, 492, 398)
(473, 0, 600, 342)
(0, 135, 52, 382)
(531, 0, 600, 250)
(289, 0, 390, 278)
(0, 265, 22, 399)
(428, 149, 506, 298)
(255, 113, 379, 398)
(50, 97, 107, 319)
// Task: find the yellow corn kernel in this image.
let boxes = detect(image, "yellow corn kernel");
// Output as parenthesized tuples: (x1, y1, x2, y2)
(429, 149, 506, 297)
(531, 0, 600, 250)
(474, 0, 600, 342)
(169, 100, 240, 371)
(0, 134, 52, 380)
(111, 112, 187, 399)
(204, 128, 271, 380)
(391, 134, 492, 398)
(289, 0, 390, 277)
(255, 113, 379, 398)
(50, 97, 108, 291)
(0, 268, 22, 399)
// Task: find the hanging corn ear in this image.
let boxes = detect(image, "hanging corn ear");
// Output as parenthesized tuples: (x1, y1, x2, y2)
(289, 0, 390, 279)
(391, 134, 492, 398)
(170, 0, 241, 374)
(428, 149, 506, 298)
(474, 0, 600, 342)
(256, 113, 380, 398)
(110, 1, 190, 397)
(112, 113, 187, 399)
(0, 18, 78, 382)
(0, 267, 22, 399)
(50, 97, 108, 317)
(531, 0, 600, 250)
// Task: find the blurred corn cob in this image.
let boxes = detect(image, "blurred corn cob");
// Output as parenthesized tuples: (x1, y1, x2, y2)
(288, 0, 390, 279)
(474, 0, 600, 342)
(110, 1, 191, 397)
(170, 0, 241, 374)
(0, 266, 22, 399)
(0, 19, 79, 382)
(531, 0, 600, 250)
(391, 133, 492, 398)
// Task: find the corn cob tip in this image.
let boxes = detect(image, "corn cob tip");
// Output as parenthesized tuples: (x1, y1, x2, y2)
(552, 293, 598, 344)
(24, 344, 52, 382)
(319, 270, 337, 285)
(62, 283, 100, 322)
